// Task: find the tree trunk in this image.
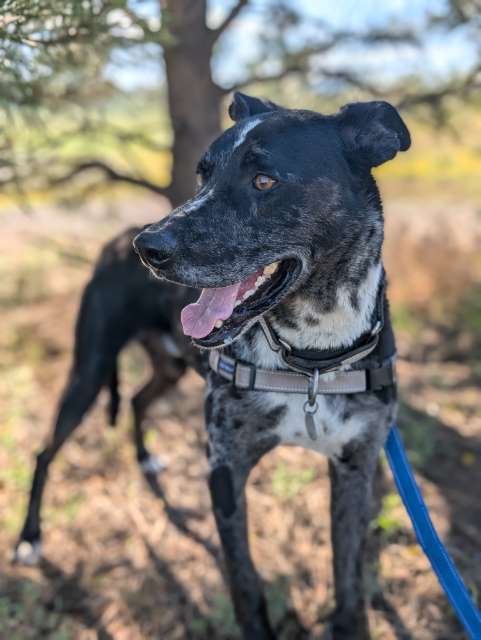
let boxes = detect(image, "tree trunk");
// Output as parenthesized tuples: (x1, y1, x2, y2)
(162, 0, 224, 207)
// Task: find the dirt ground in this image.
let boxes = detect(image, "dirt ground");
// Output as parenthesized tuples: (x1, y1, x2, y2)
(0, 191, 480, 639)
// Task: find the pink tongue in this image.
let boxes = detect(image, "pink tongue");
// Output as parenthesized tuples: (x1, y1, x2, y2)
(181, 283, 241, 339)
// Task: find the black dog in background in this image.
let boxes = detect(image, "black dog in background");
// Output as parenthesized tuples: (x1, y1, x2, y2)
(13, 230, 198, 565)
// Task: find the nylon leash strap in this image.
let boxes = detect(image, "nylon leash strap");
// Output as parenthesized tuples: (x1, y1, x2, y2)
(385, 424, 481, 639)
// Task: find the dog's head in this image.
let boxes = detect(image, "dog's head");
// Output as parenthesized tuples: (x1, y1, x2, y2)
(134, 92, 410, 349)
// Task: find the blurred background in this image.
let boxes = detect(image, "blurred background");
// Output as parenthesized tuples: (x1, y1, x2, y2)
(0, 1, 480, 638)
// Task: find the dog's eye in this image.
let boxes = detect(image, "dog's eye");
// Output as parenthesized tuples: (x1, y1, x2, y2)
(254, 174, 276, 191)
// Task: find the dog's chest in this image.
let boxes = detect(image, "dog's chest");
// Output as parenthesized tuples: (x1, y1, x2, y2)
(230, 308, 381, 458)
(258, 391, 366, 457)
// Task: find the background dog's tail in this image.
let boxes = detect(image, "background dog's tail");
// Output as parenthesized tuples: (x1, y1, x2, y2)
(106, 362, 120, 427)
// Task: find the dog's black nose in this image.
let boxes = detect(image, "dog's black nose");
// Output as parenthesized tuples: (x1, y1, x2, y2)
(133, 228, 177, 271)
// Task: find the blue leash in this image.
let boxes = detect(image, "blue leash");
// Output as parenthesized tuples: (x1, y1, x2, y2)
(385, 423, 481, 639)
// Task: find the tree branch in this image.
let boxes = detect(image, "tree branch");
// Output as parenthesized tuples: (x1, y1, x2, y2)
(398, 63, 481, 110)
(225, 64, 383, 96)
(212, 0, 250, 41)
(51, 160, 170, 197)
(222, 26, 418, 94)
(319, 69, 382, 96)
(225, 65, 302, 93)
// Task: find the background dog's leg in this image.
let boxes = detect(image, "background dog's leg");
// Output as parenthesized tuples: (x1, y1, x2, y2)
(133, 334, 186, 479)
(328, 442, 381, 640)
(106, 362, 120, 427)
(13, 361, 111, 565)
(132, 375, 168, 471)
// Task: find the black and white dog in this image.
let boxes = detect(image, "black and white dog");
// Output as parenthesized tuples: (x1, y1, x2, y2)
(16, 92, 410, 639)
(133, 92, 409, 639)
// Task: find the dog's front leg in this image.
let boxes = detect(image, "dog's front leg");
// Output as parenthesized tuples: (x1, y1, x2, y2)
(328, 439, 382, 640)
(206, 388, 277, 640)
(209, 465, 274, 639)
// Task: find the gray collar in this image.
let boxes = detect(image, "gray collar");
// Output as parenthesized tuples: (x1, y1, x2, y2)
(208, 343, 395, 395)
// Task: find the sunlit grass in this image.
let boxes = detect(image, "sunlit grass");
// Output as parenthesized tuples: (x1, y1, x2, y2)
(397, 402, 437, 469)
(370, 492, 405, 537)
(191, 576, 290, 637)
(390, 304, 423, 335)
(378, 103, 481, 197)
(0, 581, 75, 639)
(271, 462, 316, 500)
(0, 365, 39, 533)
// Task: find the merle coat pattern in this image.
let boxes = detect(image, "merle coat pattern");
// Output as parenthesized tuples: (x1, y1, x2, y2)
(133, 93, 409, 639)
(16, 92, 409, 640)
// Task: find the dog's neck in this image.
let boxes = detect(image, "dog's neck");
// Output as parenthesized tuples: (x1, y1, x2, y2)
(238, 205, 385, 369)
(273, 259, 382, 347)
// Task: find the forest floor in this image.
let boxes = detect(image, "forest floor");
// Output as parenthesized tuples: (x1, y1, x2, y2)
(0, 190, 480, 639)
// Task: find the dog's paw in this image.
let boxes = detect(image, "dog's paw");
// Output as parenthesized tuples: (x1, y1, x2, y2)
(140, 454, 167, 476)
(12, 539, 42, 565)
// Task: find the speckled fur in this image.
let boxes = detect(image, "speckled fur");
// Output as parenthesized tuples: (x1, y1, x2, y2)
(134, 93, 410, 640)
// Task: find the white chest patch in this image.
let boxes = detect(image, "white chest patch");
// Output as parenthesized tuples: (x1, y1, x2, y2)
(256, 392, 367, 457)
(232, 262, 385, 457)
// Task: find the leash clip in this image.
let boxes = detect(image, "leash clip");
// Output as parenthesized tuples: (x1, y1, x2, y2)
(303, 369, 319, 441)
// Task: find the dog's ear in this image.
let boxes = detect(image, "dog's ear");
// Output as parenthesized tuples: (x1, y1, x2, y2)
(228, 91, 280, 122)
(336, 101, 411, 167)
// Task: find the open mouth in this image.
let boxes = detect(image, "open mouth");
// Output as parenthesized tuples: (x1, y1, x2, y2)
(181, 258, 301, 348)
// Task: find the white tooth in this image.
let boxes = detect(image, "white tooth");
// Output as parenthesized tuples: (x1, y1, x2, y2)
(263, 261, 279, 276)
(255, 276, 266, 287)
(234, 300, 241, 307)
(243, 289, 256, 300)
(214, 320, 223, 328)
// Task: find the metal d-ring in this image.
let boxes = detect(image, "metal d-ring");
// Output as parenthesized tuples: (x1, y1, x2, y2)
(303, 399, 319, 415)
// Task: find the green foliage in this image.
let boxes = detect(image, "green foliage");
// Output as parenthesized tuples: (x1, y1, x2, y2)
(0, 366, 35, 532)
(452, 283, 481, 362)
(459, 285, 481, 334)
(397, 402, 437, 469)
(50, 493, 86, 526)
(272, 462, 316, 500)
(0, 581, 74, 639)
(391, 303, 422, 335)
(265, 576, 290, 624)
(1, 1, 132, 107)
(191, 577, 290, 637)
(0, 1, 170, 203)
(370, 492, 405, 536)
(190, 591, 239, 637)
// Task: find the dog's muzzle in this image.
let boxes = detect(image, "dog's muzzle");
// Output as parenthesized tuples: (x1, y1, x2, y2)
(133, 227, 177, 272)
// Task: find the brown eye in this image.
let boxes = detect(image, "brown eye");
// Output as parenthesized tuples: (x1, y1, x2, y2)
(254, 174, 276, 190)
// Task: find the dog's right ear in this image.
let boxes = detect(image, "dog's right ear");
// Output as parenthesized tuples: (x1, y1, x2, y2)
(228, 91, 280, 122)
